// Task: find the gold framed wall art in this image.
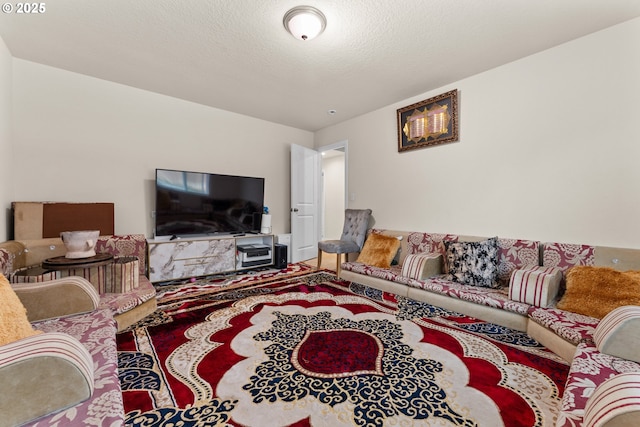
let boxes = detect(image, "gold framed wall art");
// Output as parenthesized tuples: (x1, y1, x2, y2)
(397, 90, 458, 152)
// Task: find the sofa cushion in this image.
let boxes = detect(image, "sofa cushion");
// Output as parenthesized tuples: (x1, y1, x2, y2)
(343, 262, 412, 286)
(583, 373, 640, 427)
(594, 305, 640, 364)
(406, 232, 458, 257)
(401, 253, 443, 280)
(0, 273, 41, 345)
(528, 307, 599, 345)
(444, 237, 500, 288)
(508, 266, 562, 307)
(496, 238, 540, 284)
(99, 277, 157, 316)
(413, 276, 531, 316)
(343, 261, 531, 316)
(357, 233, 401, 269)
(95, 234, 148, 275)
(542, 242, 595, 271)
(556, 266, 640, 319)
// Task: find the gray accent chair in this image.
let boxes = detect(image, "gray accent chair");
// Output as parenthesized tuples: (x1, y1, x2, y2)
(317, 209, 372, 278)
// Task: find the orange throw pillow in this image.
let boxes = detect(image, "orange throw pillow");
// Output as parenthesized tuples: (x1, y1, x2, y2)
(557, 266, 640, 319)
(0, 273, 41, 345)
(357, 233, 401, 269)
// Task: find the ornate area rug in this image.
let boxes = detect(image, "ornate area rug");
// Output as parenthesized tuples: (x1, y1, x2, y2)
(117, 268, 569, 427)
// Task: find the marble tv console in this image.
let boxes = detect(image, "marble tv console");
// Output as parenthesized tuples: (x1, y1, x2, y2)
(147, 234, 274, 282)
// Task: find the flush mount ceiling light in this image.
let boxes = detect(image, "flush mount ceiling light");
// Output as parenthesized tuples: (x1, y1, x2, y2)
(283, 6, 326, 41)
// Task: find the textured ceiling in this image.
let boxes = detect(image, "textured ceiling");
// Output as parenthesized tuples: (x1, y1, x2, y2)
(1, 0, 639, 131)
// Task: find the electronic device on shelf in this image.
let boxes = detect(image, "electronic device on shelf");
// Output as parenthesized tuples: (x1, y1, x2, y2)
(237, 244, 272, 267)
(155, 168, 265, 238)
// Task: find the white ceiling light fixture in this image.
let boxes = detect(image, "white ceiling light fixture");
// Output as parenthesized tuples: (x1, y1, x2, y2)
(283, 6, 327, 41)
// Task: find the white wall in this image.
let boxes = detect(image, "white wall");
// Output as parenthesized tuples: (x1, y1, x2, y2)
(315, 18, 640, 249)
(322, 153, 345, 240)
(0, 38, 13, 242)
(11, 60, 314, 237)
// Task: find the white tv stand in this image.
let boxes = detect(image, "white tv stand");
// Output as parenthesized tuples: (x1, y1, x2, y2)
(147, 233, 274, 283)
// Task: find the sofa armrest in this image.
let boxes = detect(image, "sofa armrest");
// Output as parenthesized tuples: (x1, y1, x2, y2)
(12, 277, 100, 322)
(0, 240, 27, 276)
(0, 332, 94, 427)
(583, 373, 640, 427)
(594, 305, 640, 364)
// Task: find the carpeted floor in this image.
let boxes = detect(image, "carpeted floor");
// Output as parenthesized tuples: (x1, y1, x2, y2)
(117, 265, 569, 426)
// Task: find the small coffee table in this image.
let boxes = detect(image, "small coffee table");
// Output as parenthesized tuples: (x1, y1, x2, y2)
(42, 253, 114, 270)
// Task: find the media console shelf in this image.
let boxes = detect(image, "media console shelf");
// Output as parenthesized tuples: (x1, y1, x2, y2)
(147, 234, 274, 283)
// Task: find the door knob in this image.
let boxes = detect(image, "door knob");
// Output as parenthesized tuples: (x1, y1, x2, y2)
(291, 208, 299, 212)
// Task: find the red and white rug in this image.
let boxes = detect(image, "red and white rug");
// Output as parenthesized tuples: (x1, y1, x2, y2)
(118, 268, 569, 426)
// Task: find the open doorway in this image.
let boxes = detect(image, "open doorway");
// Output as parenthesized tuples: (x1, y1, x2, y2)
(319, 141, 347, 241)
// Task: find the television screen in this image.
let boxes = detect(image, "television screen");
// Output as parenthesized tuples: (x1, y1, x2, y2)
(155, 168, 264, 237)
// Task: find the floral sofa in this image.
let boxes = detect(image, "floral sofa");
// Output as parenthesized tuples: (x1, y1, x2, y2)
(340, 229, 640, 427)
(0, 234, 156, 331)
(0, 234, 157, 426)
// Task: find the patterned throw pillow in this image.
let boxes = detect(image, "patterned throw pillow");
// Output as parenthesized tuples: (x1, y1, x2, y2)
(444, 237, 499, 288)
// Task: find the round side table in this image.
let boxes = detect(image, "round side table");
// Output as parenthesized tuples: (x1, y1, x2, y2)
(42, 253, 114, 293)
(42, 253, 114, 270)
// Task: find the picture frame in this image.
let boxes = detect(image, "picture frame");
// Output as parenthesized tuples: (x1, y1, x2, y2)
(397, 90, 458, 152)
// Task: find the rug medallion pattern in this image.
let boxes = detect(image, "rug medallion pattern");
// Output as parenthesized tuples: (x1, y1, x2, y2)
(118, 267, 568, 426)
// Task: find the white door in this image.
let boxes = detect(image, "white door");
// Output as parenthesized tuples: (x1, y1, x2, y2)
(290, 144, 320, 262)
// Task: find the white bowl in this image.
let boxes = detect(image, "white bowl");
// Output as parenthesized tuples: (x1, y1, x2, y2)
(60, 230, 100, 259)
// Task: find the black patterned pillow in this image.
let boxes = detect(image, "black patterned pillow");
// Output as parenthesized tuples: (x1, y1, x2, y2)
(444, 237, 499, 288)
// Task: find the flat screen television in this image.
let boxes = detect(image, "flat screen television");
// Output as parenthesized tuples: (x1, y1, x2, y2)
(155, 168, 265, 237)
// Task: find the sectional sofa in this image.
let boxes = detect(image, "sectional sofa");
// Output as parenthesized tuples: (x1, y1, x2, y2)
(340, 229, 640, 427)
(0, 234, 156, 426)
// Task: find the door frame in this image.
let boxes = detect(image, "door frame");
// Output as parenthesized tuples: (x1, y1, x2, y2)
(317, 140, 348, 240)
